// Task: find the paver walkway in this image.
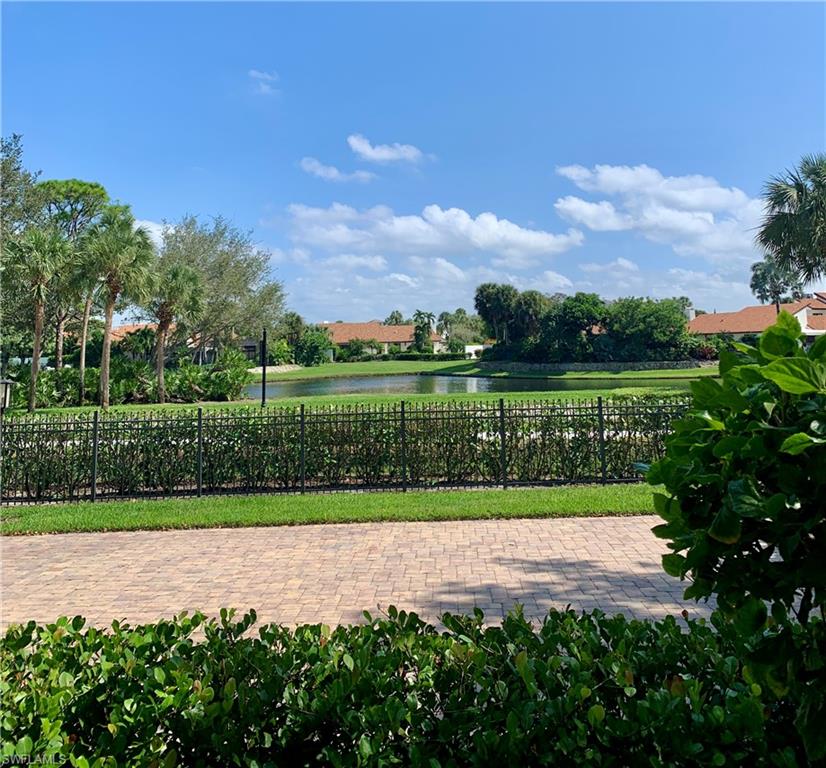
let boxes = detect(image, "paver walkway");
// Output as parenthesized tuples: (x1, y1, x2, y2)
(0, 516, 710, 629)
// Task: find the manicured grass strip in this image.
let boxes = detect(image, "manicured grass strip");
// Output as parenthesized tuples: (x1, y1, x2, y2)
(0, 484, 656, 535)
(7, 385, 689, 416)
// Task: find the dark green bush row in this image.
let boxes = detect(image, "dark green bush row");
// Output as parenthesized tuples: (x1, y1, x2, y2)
(1, 396, 687, 501)
(0, 607, 808, 767)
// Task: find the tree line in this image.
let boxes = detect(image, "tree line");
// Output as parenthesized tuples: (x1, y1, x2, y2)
(473, 286, 697, 363)
(473, 154, 826, 363)
(1, 135, 286, 410)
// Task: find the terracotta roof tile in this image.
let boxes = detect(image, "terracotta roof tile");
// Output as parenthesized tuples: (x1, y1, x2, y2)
(319, 321, 440, 345)
(806, 314, 826, 331)
(688, 299, 826, 335)
(111, 322, 157, 341)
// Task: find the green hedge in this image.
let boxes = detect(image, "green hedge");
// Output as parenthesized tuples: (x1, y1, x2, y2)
(2, 397, 687, 502)
(0, 608, 805, 766)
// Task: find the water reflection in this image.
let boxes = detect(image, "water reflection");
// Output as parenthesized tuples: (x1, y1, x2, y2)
(244, 374, 689, 400)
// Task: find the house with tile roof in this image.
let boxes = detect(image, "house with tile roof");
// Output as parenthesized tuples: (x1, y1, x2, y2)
(687, 293, 826, 341)
(319, 321, 446, 354)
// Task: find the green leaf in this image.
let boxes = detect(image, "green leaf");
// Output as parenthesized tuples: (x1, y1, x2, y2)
(690, 377, 724, 409)
(719, 348, 744, 375)
(809, 333, 826, 361)
(358, 735, 373, 759)
(762, 358, 826, 394)
(713, 436, 746, 458)
(780, 432, 826, 455)
(587, 704, 605, 727)
(662, 553, 686, 578)
(759, 311, 802, 360)
(727, 479, 763, 518)
(153, 667, 166, 684)
(709, 506, 741, 544)
(653, 493, 681, 521)
(733, 597, 767, 636)
(15, 736, 32, 757)
(342, 653, 354, 672)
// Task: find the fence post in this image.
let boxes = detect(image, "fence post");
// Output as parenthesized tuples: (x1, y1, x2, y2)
(597, 396, 607, 485)
(260, 327, 267, 408)
(400, 401, 407, 492)
(299, 404, 306, 493)
(91, 410, 99, 502)
(196, 407, 203, 497)
(498, 398, 508, 489)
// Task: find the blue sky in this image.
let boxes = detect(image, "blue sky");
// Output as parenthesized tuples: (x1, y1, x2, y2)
(4, 2, 824, 320)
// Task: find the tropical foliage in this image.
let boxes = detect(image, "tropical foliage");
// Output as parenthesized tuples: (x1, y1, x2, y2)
(749, 255, 805, 311)
(757, 152, 826, 282)
(645, 312, 826, 759)
(0, 136, 287, 410)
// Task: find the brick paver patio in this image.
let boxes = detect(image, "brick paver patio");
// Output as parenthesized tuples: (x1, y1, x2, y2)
(0, 516, 710, 629)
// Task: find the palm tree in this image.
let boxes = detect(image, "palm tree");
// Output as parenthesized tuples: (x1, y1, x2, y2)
(757, 153, 826, 282)
(71, 242, 104, 404)
(412, 310, 436, 352)
(749, 257, 805, 314)
(437, 311, 453, 337)
(7, 227, 69, 411)
(145, 261, 202, 403)
(86, 207, 155, 409)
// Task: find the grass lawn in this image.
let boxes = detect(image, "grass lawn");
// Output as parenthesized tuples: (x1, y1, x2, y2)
(7, 385, 689, 416)
(0, 484, 656, 535)
(258, 359, 719, 382)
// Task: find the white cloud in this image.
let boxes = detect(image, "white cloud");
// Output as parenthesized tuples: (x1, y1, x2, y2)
(580, 257, 639, 273)
(299, 157, 376, 183)
(321, 253, 388, 271)
(283, 202, 583, 264)
(135, 219, 165, 249)
(532, 270, 574, 292)
(555, 163, 762, 265)
(347, 133, 425, 164)
(248, 69, 279, 95)
(554, 197, 632, 232)
(268, 246, 311, 266)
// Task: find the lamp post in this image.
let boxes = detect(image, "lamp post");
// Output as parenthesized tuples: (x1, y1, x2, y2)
(260, 328, 267, 408)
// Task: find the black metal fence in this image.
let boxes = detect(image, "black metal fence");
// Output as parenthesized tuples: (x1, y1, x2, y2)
(0, 397, 689, 504)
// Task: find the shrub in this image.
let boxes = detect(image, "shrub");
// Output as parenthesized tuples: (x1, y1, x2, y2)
(644, 312, 826, 760)
(267, 338, 293, 365)
(295, 328, 332, 366)
(0, 607, 803, 766)
(166, 360, 206, 402)
(204, 348, 250, 401)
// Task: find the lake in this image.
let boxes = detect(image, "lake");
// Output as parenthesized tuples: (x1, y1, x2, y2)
(243, 374, 690, 400)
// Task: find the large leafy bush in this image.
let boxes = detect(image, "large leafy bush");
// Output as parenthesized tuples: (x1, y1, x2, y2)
(0, 608, 803, 766)
(295, 328, 332, 366)
(645, 312, 826, 758)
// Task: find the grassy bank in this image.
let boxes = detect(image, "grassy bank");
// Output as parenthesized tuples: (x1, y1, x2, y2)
(0, 484, 655, 535)
(257, 360, 718, 382)
(4, 385, 689, 416)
